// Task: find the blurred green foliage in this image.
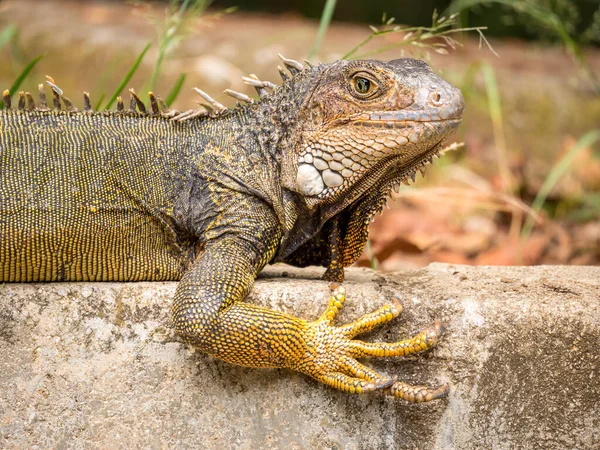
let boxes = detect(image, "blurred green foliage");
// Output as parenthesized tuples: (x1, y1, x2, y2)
(450, 0, 600, 91)
(211, 0, 599, 42)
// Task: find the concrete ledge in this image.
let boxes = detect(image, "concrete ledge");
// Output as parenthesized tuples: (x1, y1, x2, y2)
(1, 264, 599, 449)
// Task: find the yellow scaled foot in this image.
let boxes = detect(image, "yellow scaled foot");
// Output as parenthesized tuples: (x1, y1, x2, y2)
(293, 284, 447, 402)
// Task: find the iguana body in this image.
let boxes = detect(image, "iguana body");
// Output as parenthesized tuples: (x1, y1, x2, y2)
(0, 57, 463, 401)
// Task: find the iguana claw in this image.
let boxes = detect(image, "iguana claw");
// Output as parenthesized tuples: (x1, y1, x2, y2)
(389, 381, 449, 402)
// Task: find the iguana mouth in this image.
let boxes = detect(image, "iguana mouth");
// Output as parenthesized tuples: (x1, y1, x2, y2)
(353, 119, 461, 130)
(353, 112, 462, 129)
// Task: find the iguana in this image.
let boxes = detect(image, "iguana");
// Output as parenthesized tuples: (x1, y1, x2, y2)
(0, 55, 463, 402)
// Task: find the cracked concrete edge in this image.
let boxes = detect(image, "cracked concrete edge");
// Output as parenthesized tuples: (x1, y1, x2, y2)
(0, 263, 599, 450)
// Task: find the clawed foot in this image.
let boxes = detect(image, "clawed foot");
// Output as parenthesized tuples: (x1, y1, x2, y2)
(294, 284, 448, 403)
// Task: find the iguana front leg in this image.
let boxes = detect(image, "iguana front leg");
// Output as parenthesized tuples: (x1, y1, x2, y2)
(171, 205, 446, 401)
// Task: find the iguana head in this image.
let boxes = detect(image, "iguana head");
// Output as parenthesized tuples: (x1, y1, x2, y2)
(281, 58, 463, 208)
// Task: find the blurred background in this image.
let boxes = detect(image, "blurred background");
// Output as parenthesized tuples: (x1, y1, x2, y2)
(0, 0, 598, 270)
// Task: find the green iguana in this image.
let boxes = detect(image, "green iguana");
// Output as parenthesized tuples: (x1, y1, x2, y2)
(0, 55, 464, 402)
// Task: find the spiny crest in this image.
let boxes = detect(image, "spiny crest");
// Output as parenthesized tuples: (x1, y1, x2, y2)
(175, 54, 313, 122)
(0, 54, 315, 120)
(1, 76, 171, 117)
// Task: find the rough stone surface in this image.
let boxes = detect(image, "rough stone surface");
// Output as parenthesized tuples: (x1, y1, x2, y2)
(0, 263, 598, 449)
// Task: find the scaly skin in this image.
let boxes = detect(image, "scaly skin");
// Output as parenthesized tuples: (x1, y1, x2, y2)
(0, 57, 464, 401)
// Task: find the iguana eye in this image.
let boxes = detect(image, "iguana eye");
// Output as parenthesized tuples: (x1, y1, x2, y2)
(350, 73, 379, 99)
(355, 77, 371, 94)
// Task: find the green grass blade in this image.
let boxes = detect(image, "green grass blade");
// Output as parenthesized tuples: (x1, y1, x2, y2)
(94, 93, 106, 112)
(521, 129, 600, 240)
(308, 0, 337, 60)
(149, 0, 211, 91)
(165, 73, 186, 106)
(0, 53, 44, 109)
(342, 34, 374, 60)
(481, 62, 513, 194)
(365, 239, 379, 270)
(0, 25, 17, 52)
(149, 46, 165, 93)
(102, 43, 151, 111)
(459, 60, 482, 100)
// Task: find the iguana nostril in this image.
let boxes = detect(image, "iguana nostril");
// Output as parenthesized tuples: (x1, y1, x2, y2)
(430, 91, 443, 106)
